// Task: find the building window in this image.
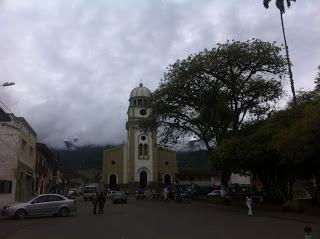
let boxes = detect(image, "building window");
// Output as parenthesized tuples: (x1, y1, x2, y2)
(138, 99, 142, 105)
(143, 99, 147, 105)
(0, 180, 12, 194)
(29, 146, 34, 156)
(143, 144, 148, 156)
(111, 160, 115, 165)
(21, 139, 27, 151)
(134, 100, 137, 105)
(139, 144, 143, 156)
(165, 161, 169, 165)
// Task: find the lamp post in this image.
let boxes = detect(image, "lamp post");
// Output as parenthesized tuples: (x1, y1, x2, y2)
(1, 82, 15, 87)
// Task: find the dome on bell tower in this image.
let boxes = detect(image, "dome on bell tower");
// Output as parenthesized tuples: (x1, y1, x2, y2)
(130, 83, 151, 98)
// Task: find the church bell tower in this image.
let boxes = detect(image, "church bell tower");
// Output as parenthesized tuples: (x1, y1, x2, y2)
(127, 83, 156, 188)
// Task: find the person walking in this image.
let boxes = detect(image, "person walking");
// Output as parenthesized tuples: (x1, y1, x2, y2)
(304, 226, 317, 239)
(98, 192, 106, 214)
(245, 195, 253, 216)
(163, 187, 169, 202)
(93, 192, 99, 215)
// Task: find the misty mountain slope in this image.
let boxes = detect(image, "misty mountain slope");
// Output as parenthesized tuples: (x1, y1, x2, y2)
(53, 146, 211, 172)
(52, 145, 114, 169)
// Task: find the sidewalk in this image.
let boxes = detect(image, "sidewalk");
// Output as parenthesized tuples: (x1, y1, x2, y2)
(193, 198, 320, 224)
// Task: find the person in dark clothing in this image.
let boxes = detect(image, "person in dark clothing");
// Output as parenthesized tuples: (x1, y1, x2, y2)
(98, 192, 106, 214)
(93, 192, 99, 215)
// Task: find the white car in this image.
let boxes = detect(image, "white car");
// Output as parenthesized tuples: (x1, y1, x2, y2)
(106, 190, 118, 199)
(207, 190, 221, 197)
(1, 194, 77, 219)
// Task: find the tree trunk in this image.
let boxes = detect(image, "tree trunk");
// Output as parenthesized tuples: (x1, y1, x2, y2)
(280, 10, 297, 105)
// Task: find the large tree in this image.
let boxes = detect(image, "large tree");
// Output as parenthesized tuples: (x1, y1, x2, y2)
(148, 39, 287, 185)
(149, 39, 286, 148)
(214, 97, 320, 201)
(315, 65, 320, 92)
(263, 0, 297, 105)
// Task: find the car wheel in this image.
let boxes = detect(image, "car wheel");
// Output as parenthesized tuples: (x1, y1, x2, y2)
(15, 209, 27, 220)
(59, 207, 69, 217)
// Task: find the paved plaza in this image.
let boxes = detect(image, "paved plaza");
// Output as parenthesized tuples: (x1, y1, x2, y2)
(0, 199, 319, 239)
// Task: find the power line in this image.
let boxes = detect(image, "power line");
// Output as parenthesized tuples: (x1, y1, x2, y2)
(0, 99, 14, 114)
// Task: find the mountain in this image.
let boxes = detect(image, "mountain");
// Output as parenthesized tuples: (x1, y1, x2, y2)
(52, 145, 114, 169)
(176, 150, 213, 173)
(52, 145, 211, 173)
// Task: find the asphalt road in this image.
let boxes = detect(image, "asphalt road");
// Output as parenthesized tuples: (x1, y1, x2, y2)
(0, 198, 319, 239)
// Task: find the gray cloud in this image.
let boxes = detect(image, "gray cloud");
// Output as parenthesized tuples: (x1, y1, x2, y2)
(0, 0, 319, 148)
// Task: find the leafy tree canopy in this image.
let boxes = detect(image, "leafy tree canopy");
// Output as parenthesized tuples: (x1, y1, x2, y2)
(149, 39, 286, 150)
(214, 96, 320, 200)
(263, 0, 296, 14)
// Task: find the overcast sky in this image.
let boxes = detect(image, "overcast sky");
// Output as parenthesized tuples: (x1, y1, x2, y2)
(0, 0, 319, 149)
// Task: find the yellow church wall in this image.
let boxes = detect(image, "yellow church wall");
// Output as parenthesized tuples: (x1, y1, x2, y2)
(102, 146, 124, 185)
(157, 148, 178, 183)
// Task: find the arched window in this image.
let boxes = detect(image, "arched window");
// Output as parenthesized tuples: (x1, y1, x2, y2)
(139, 144, 143, 156)
(143, 144, 148, 156)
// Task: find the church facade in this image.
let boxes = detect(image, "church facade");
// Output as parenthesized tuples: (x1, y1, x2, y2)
(101, 83, 178, 192)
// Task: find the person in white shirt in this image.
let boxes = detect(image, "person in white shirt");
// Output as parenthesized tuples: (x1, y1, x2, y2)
(163, 187, 169, 201)
(246, 195, 253, 216)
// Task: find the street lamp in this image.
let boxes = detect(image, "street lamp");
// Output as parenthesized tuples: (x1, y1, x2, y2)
(1, 82, 15, 87)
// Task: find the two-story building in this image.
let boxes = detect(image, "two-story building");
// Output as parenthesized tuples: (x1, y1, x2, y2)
(0, 108, 37, 208)
(36, 143, 61, 194)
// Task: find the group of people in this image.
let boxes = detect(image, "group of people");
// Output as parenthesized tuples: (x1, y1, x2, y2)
(93, 192, 106, 214)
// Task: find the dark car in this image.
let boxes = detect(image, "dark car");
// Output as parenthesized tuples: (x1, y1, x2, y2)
(112, 191, 127, 204)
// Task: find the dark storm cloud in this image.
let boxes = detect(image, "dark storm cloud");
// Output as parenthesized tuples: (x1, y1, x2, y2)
(0, 0, 319, 148)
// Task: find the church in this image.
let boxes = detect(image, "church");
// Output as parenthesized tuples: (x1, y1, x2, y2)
(101, 83, 178, 193)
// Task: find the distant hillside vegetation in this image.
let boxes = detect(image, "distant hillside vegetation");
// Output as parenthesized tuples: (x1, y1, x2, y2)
(176, 150, 211, 172)
(52, 145, 211, 172)
(52, 145, 115, 169)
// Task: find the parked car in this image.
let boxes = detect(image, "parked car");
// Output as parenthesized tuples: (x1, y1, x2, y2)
(207, 190, 221, 197)
(112, 191, 127, 204)
(106, 190, 119, 199)
(1, 194, 77, 220)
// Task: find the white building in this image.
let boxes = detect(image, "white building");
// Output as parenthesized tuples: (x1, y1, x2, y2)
(0, 108, 36, 208)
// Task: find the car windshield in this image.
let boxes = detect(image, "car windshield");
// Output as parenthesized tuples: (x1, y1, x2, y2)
(83, 187, 95, 193)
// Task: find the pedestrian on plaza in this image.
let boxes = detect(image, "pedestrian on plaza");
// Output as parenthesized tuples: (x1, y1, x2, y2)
(304, 226, 317, 239)
(98, 192, 106, 214)
(93, 192, 99, 215)
(163, 187, 169, 201)
(245, 195, 253, 216)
